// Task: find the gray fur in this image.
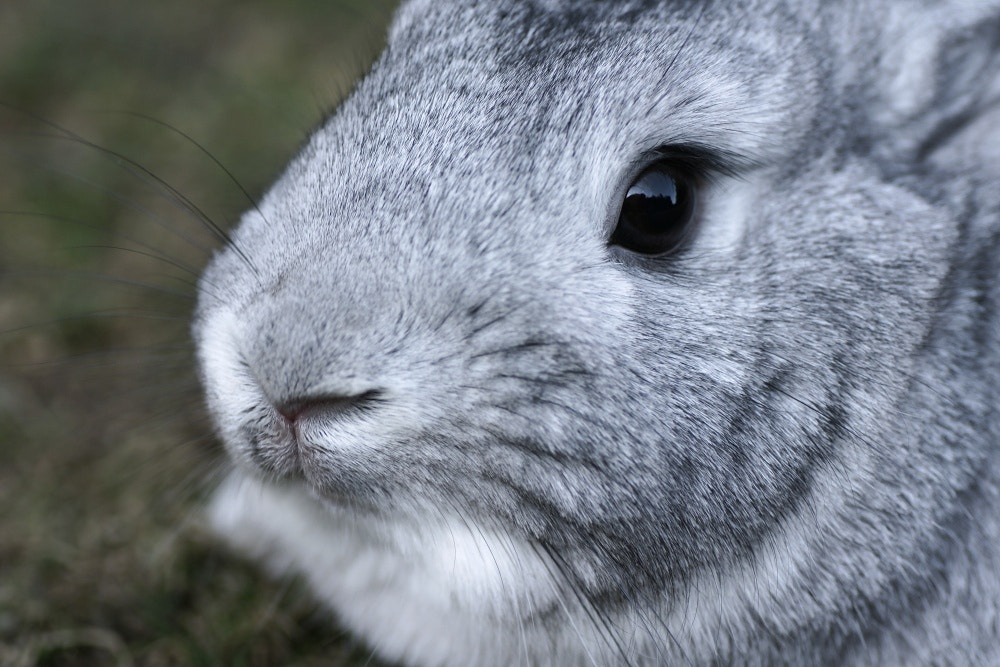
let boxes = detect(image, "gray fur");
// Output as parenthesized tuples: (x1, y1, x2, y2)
(194, 0, 1000, 664)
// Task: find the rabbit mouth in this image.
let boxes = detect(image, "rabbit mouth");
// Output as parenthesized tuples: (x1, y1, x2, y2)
(239, 415, 304, 479)
(241, 392, 382, 478)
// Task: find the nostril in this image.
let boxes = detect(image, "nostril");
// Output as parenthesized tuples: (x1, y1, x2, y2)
(276, 390, 382, 425)
(276, 402, 307, 424)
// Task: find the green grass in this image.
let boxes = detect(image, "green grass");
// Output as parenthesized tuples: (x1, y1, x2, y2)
(0, 1, 398, 664)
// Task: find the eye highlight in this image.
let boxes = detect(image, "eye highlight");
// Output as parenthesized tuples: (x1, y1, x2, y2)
(610, 161, 697, 257)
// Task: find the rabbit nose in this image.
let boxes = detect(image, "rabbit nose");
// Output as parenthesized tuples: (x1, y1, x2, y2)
(276, 390, 382, 425)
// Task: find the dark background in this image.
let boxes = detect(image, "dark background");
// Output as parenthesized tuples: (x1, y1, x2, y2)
(0, 1, 398, 664)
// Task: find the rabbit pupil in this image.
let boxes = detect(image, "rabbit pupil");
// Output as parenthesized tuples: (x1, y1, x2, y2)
(610, 162, 695, 256)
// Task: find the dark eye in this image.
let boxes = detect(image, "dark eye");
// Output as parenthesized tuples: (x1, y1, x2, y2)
(610, 162, 697, 256)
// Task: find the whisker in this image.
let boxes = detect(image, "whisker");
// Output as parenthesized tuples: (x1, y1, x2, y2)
(528, 541, 605, 667)
(99, 110, 270, 228)
(2, 108, 250, 265)
(0, 145, 217, 258)
(549, 543, 638, 667)
(0, 344, 192, 370)
(61, 242, 224, 301)
(70, 243, 203, 281)
(2, 267, 196, 300)
(0, 309, 188, 338)
(0, 209, 205, 280)
(646, 2, 709, 116)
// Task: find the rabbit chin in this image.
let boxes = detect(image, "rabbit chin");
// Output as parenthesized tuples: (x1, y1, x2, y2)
(207, 472, 598, 667)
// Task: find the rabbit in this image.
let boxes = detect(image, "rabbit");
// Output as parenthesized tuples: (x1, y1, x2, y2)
(193, 0, 1000, 664)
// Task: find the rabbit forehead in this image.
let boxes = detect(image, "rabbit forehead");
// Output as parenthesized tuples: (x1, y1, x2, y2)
(256, 0, 817, 252)
(381, 0, 815, 159)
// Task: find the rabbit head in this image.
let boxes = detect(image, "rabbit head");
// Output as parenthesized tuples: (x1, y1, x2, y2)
(196, 1, 1000, 664)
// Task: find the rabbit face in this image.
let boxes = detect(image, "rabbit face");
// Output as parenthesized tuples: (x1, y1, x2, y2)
(195, 1, 1000, 664)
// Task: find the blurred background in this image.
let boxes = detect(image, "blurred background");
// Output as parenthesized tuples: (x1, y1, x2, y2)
(0, 1, 398, 664)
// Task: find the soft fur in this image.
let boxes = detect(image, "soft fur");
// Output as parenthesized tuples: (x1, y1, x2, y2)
(193, 1, 1000, 664)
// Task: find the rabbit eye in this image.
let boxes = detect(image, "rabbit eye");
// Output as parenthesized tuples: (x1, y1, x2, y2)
(610, 162, 696, 256)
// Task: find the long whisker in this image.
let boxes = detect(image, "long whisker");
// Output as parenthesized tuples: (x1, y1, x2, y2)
(527, 541, 603, 667)
(0, 310, 188, 339)
(0, 209, 204, 280)
(100, 110, 269, 228)
(1, 102, 260, 277)
(646, 1, 709, 115)
(17, 128, 259, 277)
(2, 268, 195, 301)
(0, 145, 217, 258)
(544, 543, 637, 667)
(0, 344, 192, 370)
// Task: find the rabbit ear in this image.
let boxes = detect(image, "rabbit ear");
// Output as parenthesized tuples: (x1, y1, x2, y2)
(871, 1, 1000, 159)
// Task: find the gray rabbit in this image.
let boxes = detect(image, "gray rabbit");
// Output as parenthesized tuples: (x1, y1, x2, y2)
(194, 0, 1000, 664)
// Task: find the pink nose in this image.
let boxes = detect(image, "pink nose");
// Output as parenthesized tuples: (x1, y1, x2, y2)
(276, 391, 381, 425)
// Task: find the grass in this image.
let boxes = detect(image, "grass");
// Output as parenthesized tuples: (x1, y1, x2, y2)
(0, 1, 398, 664)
